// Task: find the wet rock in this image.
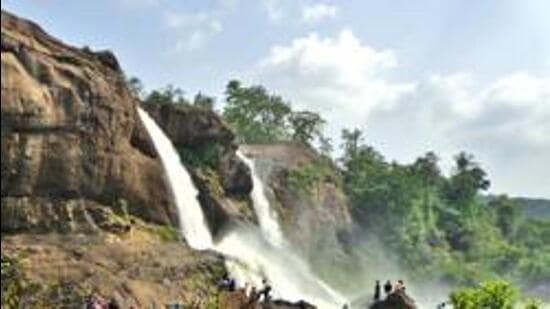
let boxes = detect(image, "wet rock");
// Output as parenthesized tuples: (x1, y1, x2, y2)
(220, 153, 253, 196)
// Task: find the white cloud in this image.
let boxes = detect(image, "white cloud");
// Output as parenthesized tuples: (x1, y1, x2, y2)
(253, 30, 550, 197)
(256, 29, 414, 126)
(164, 11, 223, 51)
(301, 3, 338, 24)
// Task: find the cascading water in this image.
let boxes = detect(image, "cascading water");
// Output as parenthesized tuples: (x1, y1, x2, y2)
(236, 151, 284, 248)
(220, 152, 347, 308)
(215, 224, 346, 308)
(138, 108, 347, 308)
(138, 108, 213, 250)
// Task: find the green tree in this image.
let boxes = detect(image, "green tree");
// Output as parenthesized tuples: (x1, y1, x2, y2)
(490, 195, 522, 239)
(445, 152, 491, 205)
(223, 80, 292, 143)
(193, 92, 215, 110)
(411, 151, 442, 187)
(144, 85, 187, 106)
(289, 111, 326, 145)
(126, 76, 144, 99)
(340, 128, 364, 163)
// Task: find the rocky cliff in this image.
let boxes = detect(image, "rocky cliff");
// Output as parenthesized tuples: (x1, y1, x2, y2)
(142, 103, 255, 235)
(0, 10, 238, 307)
(1, 9, 176, 232)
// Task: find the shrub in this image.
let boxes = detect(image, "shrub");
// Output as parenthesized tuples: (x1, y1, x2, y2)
(450, 280, 518, 309)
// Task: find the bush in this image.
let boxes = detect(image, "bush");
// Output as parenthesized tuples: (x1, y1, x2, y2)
(450, 280, 519, 309)
(1, 255, 24, 309)
(178, 143, 224, 170)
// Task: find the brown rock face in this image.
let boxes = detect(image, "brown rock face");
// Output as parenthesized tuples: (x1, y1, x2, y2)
(1, 10, 176, 232)
(142, 103, 255, 234)
(142, 103, 253, 197)
(241, 143, 352, 251)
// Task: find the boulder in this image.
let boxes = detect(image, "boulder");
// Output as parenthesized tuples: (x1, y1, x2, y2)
(370, 290, 417, 309)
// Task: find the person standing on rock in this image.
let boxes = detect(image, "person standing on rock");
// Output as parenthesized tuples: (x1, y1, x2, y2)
(259, 279, 272, 303)
(395, 279, 405, 292)
(384, 280, 393, 296)
(374, 280, 382, 301)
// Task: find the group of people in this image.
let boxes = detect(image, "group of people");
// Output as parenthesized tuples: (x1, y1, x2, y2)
(373, 279, 407, 301)
(244, 279, 273, 304)
(219, 273, 273, 304)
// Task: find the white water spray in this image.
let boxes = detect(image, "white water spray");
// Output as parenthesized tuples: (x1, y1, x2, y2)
(138, 108, 213, 250)
(215, 224, 346, 308)
(236, 151, 284, 248)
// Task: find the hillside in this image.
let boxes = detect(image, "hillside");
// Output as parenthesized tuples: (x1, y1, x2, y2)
(514, 198, 550, 219)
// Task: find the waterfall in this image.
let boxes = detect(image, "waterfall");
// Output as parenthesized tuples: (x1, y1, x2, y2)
(236, 151, 284, 248)
(226, 151, 347, 308)
(138, 108, 213, 250)
(138, 109, 346, 308)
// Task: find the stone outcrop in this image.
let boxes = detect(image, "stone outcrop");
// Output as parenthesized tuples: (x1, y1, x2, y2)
(1, 10, 175, 232)
(369, 290, 417, 309)
(219, 291, 317, 309)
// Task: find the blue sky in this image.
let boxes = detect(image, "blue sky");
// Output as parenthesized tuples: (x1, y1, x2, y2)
(3, 0, 549, 198)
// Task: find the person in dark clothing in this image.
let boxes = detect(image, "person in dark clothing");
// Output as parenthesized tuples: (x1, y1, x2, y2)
(259, 279, 272, 302)
(219, 272, 235, 291)
(374, 280, 381, 301)
(384, 280, 393, 295)
(228, 278, 236, 291)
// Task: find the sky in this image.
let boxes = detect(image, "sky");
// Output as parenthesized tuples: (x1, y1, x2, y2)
(3, 0, 549, 198)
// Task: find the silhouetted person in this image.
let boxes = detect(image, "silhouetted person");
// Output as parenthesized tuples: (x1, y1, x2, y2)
(228, 278, 236, 291)
(248, 286, 259, 305)
(374, 280, 381, 301)
(395, 279, 405, 292)
(384, 280, 393, 295)
(219, 272, 235, 291)
(260, 279, 272, 302)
